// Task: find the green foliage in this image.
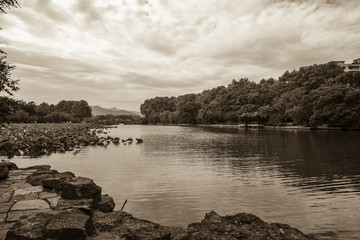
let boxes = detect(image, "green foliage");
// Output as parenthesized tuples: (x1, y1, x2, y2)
(140, 62, 360, 128)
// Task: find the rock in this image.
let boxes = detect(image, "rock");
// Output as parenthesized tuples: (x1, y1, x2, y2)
(95, 194, 115, 213)
(42, 172, 75, 191)
(11, 199, 50, 211)
(136, 138, 143, 143)
(0, 163, 9, 179)
(45, 209, 93, 240)
(93, 210, 171, 240)
(55, 198, 93, 215)
(5, 212, 54, 240)
(61, 177, 101, 201)
(38, 191, 58, 199)
(13, 186, 43, 196)
(26, 170, 58, 186)
(112, 138, 120, 144)
(6, 209, 52, 222)
(89, 232, 122, 240)
(26, 165, 51, 171)
(187, 211, 315, 240)
(0, 202, 14, 214)
(0, 162, 16, 179)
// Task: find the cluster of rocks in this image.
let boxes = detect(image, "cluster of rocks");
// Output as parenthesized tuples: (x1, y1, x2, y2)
(0, 162, 317, 240)
(0, 124, 142, 158)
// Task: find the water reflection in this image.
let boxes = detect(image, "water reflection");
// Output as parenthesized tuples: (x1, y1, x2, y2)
(10, 125, 360, 240)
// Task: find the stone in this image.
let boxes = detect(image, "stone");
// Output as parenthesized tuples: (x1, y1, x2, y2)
(0, 202, 14, 214)
(61, 177, 101, 201)
(6, 209, 52, 222)
(38, 192, 58, 199)
(93, 210, 171, 240)
(89, 232, 122, 240)
(42, 171, 75, 191)
(13, 185, 42, 197)
(26, 173, 54, 186)
(26, 165, 51, 171)
(45, 209, 93, 240)
(47, 197, 60, 209)
(6, 174, 29, 181)
(0, 164, 9, 179)
(0, 229, 7, 240)
(95, 194, 115, 213)
(0, 213, 6, 222)
(187, 211, 315, 240)
(11, 199, 50, 211)
(55, 198, 93, 215)
(0, 192, 12, 203)
(9, 169, 37, 175)
(5, 212, 54, 240)
(12, 192, 38, 201)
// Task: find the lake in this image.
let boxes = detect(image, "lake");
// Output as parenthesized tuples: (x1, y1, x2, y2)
(10, 125, 360, 240)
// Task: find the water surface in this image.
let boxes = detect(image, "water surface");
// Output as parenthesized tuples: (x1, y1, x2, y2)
(10, 125, 360, 239)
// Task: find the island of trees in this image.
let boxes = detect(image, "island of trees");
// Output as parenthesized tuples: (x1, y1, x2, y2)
(140, 62, 360, 128)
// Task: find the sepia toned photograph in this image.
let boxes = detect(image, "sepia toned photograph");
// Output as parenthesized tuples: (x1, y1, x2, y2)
(1, 0, 359, 239)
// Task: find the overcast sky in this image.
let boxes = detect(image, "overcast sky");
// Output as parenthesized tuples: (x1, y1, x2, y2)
(1, 0, 360, 111)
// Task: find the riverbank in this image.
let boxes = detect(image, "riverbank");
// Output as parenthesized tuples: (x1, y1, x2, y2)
(0, 162, 316, 239)
(0, 123, 117, 158)
(197, 124, 360, 131)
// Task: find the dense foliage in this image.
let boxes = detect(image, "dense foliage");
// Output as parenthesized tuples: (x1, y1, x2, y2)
(141, 63, 360, 128)
(0, 99, 92, 123)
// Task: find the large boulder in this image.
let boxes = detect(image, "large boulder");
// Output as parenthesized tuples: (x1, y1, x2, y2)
(95, 194, 115, 213)
(55, 198, 93, 215)
(92, 210, 171, 240)
(0, 162, 18, 179)
(187, 211, 316, 240)
(61, 177, 101, 201)
(0, 163, 9, 179)
(5, 212, 54, 240)
(42, 172, 76, 191)
(45, 209, 93, 240)
(26, 170, 58, 186)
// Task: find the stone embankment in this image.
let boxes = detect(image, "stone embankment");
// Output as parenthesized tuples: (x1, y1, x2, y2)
(0, 124, 122, 158)
(0, 162, 317, 240)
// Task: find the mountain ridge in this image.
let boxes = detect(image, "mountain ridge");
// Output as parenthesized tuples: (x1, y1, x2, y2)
(91, 105, 140, 116)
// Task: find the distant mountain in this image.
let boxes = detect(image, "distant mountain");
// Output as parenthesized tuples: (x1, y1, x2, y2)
(91, 106, 141, 116)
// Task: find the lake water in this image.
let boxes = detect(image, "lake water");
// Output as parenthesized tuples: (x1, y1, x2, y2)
(10, 125, 360, 239)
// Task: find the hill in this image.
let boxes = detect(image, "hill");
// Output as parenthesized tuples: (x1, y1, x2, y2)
(91, 106, 140, 116)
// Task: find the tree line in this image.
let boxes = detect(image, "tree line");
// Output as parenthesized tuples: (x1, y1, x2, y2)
(0, 99, 92, 123)
(140, 62, 360, 128)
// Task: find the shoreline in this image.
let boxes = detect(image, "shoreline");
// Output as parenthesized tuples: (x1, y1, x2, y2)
(188, 124, 360, 131)
(0, 162, 317, 239)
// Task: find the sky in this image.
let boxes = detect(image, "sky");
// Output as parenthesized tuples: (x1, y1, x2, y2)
(1, 0, 360, 111)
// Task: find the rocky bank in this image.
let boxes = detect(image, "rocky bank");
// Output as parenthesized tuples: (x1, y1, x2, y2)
(0, 162, 317, 240)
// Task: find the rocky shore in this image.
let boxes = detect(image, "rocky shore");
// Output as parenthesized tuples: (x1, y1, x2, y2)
(0, 162, 317, 240)
(0, 123, 118, 158)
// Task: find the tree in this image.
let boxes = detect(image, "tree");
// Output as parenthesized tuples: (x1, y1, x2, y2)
(1, 0, 20, 96)
(0, 50, 19, 95)
(0, 0, 19, 14)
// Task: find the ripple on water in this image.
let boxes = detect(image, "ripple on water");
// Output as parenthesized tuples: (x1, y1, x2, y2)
(10, 125, 360, 240)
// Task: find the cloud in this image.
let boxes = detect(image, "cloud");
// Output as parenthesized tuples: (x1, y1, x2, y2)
(0, 0, 359, 110)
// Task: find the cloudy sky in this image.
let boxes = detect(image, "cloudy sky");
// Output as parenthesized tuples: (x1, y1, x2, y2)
(1, 0, 360, 111)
